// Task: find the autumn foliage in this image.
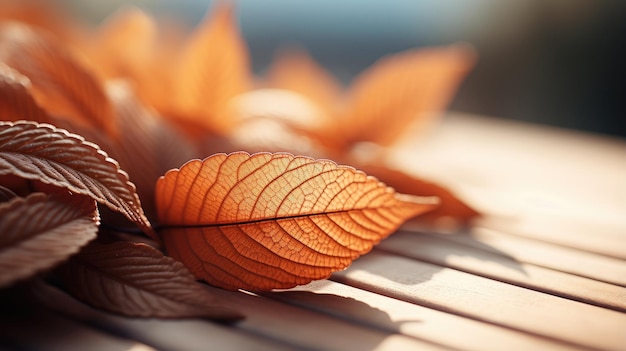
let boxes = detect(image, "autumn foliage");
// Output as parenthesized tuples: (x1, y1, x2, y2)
(0, 1, 477, 319)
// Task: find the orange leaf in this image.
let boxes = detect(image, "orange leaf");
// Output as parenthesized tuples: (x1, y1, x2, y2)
(357, 164, 480, 230)
(61, 241, 242, 320)
(0, 121, 155, 239)
(266, 47, 342, 117)
(0, 62, 114, 154)
(0, 191, 98, 288)
(155, 152, 438, 290)
(0, 22, 117, 138)
(87, 6, 157, 81)
(173, 1, 250, 134)
(0, 0, 80, 43)
(333, 44, 475, 149)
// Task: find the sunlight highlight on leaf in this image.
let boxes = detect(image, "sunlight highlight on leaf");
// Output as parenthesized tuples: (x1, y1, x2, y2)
(0, 192, 98, 288)
(156, 152, 438, 290)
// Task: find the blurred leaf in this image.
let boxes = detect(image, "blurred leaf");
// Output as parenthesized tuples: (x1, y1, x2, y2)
(0, 62, 51, 123)
(335, 44, 476, 149)
(87, 6, 157, 81)
(105, 81, 196, 221)
(267, 47, 342, 118)
(0, 185, 17, 202)
(0, 22, 117, 138)
(173, 1, 250, 134)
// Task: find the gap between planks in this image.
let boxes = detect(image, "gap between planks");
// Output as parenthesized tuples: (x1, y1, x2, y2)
(377, 229, 626, 312)
(331, 251, 626, 351)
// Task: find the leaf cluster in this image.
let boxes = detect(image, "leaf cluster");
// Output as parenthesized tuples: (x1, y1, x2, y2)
(0, 1, 478, 319)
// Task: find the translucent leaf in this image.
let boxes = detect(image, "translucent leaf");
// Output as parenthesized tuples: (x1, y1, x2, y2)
(0, 192, 98, 288)
(156, 152, 438, 290)
(0, 121, 155, 238)
(61, 241, 243, 320)
(0, 22, 117, 138)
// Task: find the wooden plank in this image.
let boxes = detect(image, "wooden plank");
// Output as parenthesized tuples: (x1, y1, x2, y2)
(334, 251, 626, 351)
(477, 215, 626, 260)
(0, 310, 156, 351)
(35, 281, 450, 351)
(31, 283, 296, 351)
(207, 286, 454, 351)
(378, 230, 626, 311)
(431, 228, 626, 287)
(265, 280, 588, 351)
(390, 115, 626, 256)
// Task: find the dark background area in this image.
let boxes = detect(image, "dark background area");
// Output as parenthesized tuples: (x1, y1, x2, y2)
(64, 0, 626, 137)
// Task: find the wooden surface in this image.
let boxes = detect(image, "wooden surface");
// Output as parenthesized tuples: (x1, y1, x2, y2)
(2, 113, 625, 350)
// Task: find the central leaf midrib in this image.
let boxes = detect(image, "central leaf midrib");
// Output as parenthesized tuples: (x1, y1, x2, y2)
(158, 207, 380, 229)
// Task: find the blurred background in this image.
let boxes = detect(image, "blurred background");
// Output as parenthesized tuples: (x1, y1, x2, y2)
(22, 0, 626, 137)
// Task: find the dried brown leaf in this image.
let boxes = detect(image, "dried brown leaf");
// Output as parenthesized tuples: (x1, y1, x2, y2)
(61, 241, 243, 320)
(0, 22, 117, 138)
(0, 192, 98, 288)
(0, 121, 155, 239)
(156, 152, 438, 291)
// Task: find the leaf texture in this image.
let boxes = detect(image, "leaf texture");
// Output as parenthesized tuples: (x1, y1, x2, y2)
(0, 192, 98, 288)
(61, 241, 243, 320)
(156, 152, 438, 290)
(0, 121, 155, 238)
(0, 22, 117, 138)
